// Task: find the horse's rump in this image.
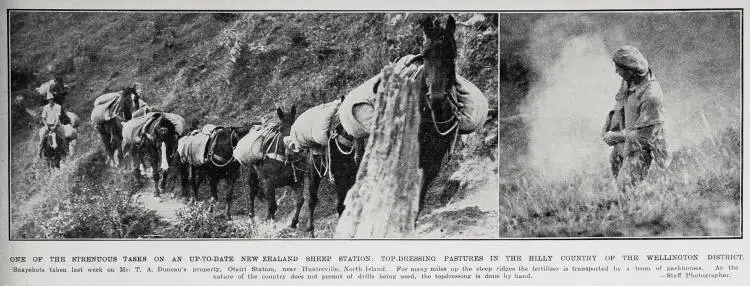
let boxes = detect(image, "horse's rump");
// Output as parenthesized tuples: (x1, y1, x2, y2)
(454, 74, 488, 134)
(233, 125, 274, 166)
(290, 99, 341, 149)
(177, 124, 219, 165)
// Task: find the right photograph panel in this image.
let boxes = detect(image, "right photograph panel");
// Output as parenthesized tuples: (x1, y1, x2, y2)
(498, 11, 742, 238)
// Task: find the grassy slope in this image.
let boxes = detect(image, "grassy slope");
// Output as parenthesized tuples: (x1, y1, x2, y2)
(10, 13, 498, 238)
(499, 129, 741, 237)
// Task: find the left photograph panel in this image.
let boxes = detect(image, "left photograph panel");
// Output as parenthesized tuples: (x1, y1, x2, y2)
(8, 12, 499, 239)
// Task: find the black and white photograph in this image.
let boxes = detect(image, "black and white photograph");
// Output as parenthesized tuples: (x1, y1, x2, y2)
(8, 12, 499, 239)
(498, 11, 741, 237)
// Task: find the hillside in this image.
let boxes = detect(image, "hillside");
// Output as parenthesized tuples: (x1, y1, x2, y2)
(9, 12, 499, 239)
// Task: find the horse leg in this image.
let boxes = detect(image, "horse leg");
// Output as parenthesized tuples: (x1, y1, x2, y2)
(151, 155, 162, 198)
(179, 163, 190, 199)
(247, 167, 260, 222)
(130, 146, 142, 178)
(418, 166, 438, 218)
(225, 170, 238, 221)
(68, 139, 76, 157)
(333, 156, 358, 216)
(191, 166, 204, 202)
(209, 173, 220, 202)
(290, 173, 305, 229)
(416, 148, 447, 221)
(263, 180, 277, 221)
(113, 146, 121, 168)
(305, 159, 322, 235)
(97, 125, 113, 165)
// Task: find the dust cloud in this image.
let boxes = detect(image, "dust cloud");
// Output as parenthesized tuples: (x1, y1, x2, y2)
(518, 13, 741, 179)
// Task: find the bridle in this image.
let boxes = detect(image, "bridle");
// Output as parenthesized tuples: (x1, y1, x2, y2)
(208, 127, 239, 167)
(416, 62, 462, 137)
(262, 125, 302, 183)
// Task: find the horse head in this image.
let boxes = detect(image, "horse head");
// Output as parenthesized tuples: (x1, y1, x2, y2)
(275, 105, 299, 162)
(44, 129, 59, 151)
(119, 84, 140, 121)
(416, 14, 458, 112)
(208, 126, 245, 167)
(152, 116, 179, 172)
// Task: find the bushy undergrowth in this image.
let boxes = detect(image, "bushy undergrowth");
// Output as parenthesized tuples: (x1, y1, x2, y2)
(11, 140, 167, 239)
(163, 201, 251, 238)
(499, 127, 741, 237)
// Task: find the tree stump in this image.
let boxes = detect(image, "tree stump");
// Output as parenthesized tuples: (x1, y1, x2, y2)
(334, 65, 423, 238)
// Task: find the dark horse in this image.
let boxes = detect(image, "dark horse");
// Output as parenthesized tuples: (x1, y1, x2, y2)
(185, 125, 251, 220)
(243, 106, 305, 225)
(300, 15, 461, 236)
(95, 85, 140, 167)
(128, 113, 183, 198)
(39, 126, 66, 169)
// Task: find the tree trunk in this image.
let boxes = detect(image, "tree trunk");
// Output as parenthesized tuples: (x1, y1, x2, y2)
(334, 65, 423, 238)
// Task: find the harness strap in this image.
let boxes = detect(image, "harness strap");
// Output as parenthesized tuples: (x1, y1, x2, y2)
(265, 153, 285, 162)
(424, 86, 462, 136)
(207, 127, 236, 167)
(263, 132, 286, 163)
(291, 163, 298, 183)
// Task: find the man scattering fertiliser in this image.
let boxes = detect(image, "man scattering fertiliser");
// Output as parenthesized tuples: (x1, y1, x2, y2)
(602, 46, 671, 192)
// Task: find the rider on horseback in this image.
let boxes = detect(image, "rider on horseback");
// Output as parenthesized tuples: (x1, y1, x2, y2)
(43, 76, 71, 124)
(38, 93, 67, 158)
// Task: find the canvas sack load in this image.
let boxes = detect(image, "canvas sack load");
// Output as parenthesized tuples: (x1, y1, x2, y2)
(90, 91, 149, 124)
(62, 124, 77, 140)
(177, 124, 219, 166)
(36, 80, 56, 98)
(338, 54, 488, 138)
(453, 74, 488, 134)
(121, 112, 186, 146)
(233, 124, 278, 166)
(338, 56, 420, 138)
(162, 112, 187, 136)
(121, 113, 158, 145)
(289, 99, 342, 149)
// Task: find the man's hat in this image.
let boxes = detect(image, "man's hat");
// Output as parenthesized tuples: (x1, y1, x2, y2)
(613, 46, 649, 76)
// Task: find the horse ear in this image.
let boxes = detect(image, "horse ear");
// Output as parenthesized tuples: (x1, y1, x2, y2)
(446, 15, 456, 35)
(420, 15, 434, 36)
(276, 107, 284, 119)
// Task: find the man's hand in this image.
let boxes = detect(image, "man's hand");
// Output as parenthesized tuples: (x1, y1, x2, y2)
(603, 131, 624, 146)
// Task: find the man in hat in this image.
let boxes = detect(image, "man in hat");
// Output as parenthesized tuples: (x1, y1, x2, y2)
(38, 76, 71, 125)
(39, 92, 67, 158)
(602, 46, 671, 192)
